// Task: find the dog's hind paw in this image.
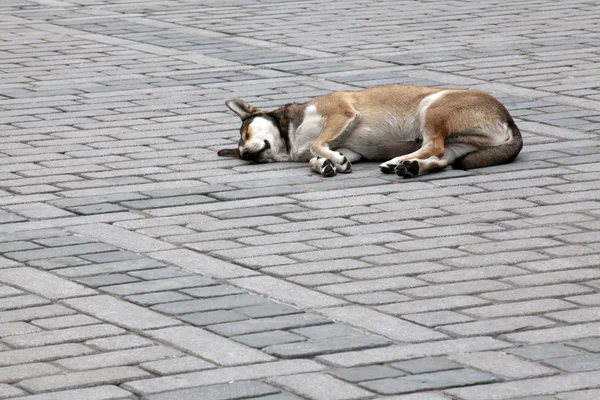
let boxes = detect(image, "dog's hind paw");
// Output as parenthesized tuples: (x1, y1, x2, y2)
(395, 160, 420, 178)
(336, 155, 352, 173)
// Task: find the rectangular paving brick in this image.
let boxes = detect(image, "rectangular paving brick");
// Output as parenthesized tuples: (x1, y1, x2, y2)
(148, 249, 257, 279)
(122, 360, 326, 394)
(317, 337, 511, 367)
(3, 243, 118, 262)
(0, 268, 96, 300)
(7, 386, 136, 400)
(361, 368, 498, 395)
(143, 381, 281, 400)
(447, 351, 557, 379)
(502, 322, 600, 344)
(2, 324, 125, 348)
(68, 223, 175, 252)
(268, 372, 373, 400)
(63, 295, 180, 330)
(445, 370, 600, 400)
(55, 346, 182, 371)
(100, 275, 215, 296)
(319, 306, 447, 342)
(439, 316, 555, 337)
(230, 276, 346, 309)
(18, 366, 152, 394)
(377, 295, 489, 315)
(145, 326, 275, 366)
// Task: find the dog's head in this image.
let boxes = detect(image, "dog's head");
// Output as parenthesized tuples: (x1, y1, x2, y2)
(219, 99, 288, 163)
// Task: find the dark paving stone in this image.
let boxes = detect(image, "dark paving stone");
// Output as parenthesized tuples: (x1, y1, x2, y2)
(143, 380, 280, 400)
(232, 330, 304, 348)
(390, 357, 463, 374)
(329, 365, 406, 383)
(360, 368, 499, 394)
(507, 344, 584, 361)
(264, 335, 391, 358)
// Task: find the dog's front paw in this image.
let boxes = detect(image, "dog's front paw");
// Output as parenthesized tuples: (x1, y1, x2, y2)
(395, 160, 420, 178)
(321, 159, 337, 177)
(380, 162, 396, 174)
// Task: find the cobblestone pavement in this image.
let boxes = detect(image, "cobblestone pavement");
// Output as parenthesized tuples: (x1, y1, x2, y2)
(1, 0, 600, 399)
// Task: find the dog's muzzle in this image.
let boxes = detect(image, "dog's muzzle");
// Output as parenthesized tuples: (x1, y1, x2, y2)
(241, 140, 271, 162)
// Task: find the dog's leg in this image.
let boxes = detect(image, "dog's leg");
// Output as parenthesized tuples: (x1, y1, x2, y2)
(380, 116, 448, 175)
(309, 109, 361, 176)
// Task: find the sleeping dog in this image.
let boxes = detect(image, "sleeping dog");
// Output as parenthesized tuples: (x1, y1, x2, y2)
(218, 84, 522, 178)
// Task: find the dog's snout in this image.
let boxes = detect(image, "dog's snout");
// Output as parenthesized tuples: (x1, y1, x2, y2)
(241, 149, 252, 160)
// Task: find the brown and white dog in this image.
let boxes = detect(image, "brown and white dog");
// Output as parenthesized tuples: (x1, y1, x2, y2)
(218, 85, 522, 178)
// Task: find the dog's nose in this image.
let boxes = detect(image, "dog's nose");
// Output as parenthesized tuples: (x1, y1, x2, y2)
(241, 149, 253, 160)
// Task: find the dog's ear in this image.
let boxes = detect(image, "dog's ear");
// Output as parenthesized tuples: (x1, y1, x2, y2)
(225, 99, 256, 119)
(217, 148, 241, 158)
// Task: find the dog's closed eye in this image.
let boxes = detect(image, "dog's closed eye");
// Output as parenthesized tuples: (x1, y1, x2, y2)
(217, 148, 241, 158)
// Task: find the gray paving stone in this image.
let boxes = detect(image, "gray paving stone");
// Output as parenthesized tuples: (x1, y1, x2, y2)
(543, 353, 600, 372)
(180, 310, 248, 326)
(181, 284, 247, 298)
(234, 302, 303, 318)
(4, 243, 119, 262)
(85, 335, 156, 351)
(232, 330, 304, 349)
(567, 338, 600, 352)
(502, 322, 600, 344)
(7, 386, 136, 400)
(0, 268, 97, 301)
(0, 384, 26, 399)
(0, 294, 51, 311)
(320, 306, 448, 342)
(68, 223, 175, 252)
(448, 351, 557, 379)
(145, 326, 275, 366)
(75, 274, 140, 288)
(0, 362, 63, 383)
(390, 357, 462, 374)
(0, 304, 76, 324)
(207, 313, 332, 337)
(265, 334, 391, 358)
(140, 356, 215, 375)
(127, 267, 192, 280)
(142, 381, 281, 400)
(55, 345, 183, 371)
(0, 343, 95, 367)
(402, 310, 475, 327)
(151, 293, 270, 315)
(100, 275, 215, 296)
(441, 316, 556, 337)
(360, 368, 498, 395)
(64, 295, 180, 330)
(125, 291, 194, 306)
(18, 366, 152, 394)
(123, 359, 326, 394)
(31, 315, 101, 330)
(329, 365, 405, 383)
(268, 372, 373, 400)
(445, 370, 600, 400)
(2, 323, 126, 348)
(506, 344, 582, 361)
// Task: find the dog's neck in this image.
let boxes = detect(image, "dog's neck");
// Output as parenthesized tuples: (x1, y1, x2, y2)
(269, 103, 306, 153)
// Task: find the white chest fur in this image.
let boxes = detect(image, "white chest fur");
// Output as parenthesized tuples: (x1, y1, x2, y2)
(289, 105, 324, 161)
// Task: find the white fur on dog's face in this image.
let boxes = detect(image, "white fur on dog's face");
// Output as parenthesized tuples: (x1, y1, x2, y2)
(241, 116, 288, 163)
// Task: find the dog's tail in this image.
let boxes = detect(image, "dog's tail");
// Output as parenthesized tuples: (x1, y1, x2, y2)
(454, 116, 523, 170)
